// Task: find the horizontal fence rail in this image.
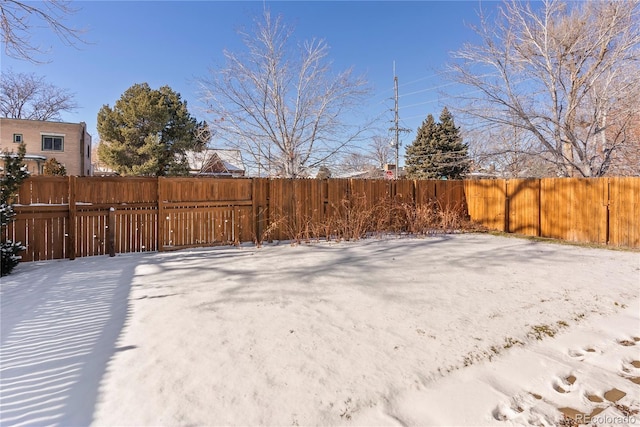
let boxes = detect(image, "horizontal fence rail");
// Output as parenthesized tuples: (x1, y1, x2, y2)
(4, 176, 639, 263)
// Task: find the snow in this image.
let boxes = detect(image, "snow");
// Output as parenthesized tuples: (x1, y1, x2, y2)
(1, 233, 639, 426)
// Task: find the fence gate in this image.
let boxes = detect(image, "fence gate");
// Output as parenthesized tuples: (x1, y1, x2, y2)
(156, 177, 254, 251)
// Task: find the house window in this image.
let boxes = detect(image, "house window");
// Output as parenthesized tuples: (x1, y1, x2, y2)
(13, 134, 22, 143)
(42, 135, 64, 151)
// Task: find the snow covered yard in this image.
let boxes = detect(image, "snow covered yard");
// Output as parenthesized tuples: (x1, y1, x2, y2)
(1, 233, 639, 426)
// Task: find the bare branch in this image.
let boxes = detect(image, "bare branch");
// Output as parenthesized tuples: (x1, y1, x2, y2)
(0, 0, 85, 63)
(197, 9, 371, 178)
(448, 0, 640, 177)
(0, 69, 77, 120)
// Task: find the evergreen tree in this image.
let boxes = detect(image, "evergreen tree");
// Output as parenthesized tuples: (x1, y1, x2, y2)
(404, 107, 470, 179)
(97, 83, 204, 176)
(405, 114, 438, 179)
(42, 158, 67, 176)
(1, 143, 29, 276)
(433, 107, 470, 179)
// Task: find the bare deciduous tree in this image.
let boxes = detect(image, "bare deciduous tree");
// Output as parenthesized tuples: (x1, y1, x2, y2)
(449, 0, 640, 177)
(198, 10, 370, 178)
(465, 122, 556, 178)
(341, 136, 394, 172)
(0, 69, 77, 120)
(0, 0, 84, 63)
(369, 135, 393, 169)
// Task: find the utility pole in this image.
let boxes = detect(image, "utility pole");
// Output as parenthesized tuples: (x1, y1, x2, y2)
(394, 75, 400, 178)
(390, 64, 410, 179)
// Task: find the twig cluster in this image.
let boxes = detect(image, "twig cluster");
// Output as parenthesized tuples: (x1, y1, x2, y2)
(253, 195, 482, 246)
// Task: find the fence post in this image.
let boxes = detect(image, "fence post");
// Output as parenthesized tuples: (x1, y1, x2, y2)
(251, 178, 262, 243)
(537, 179, 542, 237)
(157, 177, 165, 252)
(504, 179, 510, 233)
(108, 207, 116, 257)
(234, 205, 240, 246)
(605, 177, 610, 245)
(68, 176, 76, 260)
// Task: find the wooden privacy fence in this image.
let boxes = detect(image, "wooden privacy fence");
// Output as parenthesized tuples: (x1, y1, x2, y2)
(464, 177, 640, 248)
(4, 176, 639, 262)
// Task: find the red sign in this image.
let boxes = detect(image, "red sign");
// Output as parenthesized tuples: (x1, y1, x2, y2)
(385, 170, 394, 179)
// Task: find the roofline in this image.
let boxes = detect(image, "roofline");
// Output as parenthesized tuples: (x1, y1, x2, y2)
(2, 153, 48, 161)
(0, 117, 87, 127)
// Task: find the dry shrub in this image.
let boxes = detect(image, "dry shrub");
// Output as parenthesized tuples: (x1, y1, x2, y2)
(260, 202, 321, 245)
(400, 201, 439, 234)
(253, 193, 479, 246)
(323, 195, 476, 240)
(281, 211, 314, 244)
(327, 195, 378, 241)
(252, 208, 287, 247)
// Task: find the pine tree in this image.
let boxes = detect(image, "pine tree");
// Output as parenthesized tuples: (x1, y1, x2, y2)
(404, 108, 470, 179)
(434, 107, 470, 179)
(405, 114, 438, 179)
(1, 143, 29, 276)
(97, 83, 204, 176)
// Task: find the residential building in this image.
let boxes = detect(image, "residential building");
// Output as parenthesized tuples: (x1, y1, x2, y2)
(186, 148, 245, 177)
(0, 118, 92, 176)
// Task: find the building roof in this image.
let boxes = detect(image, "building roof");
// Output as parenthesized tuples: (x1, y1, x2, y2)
(186, 149, 245, 175)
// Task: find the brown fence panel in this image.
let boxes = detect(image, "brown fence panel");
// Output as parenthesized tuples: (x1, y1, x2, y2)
(326, 178, 350, 208)
(464, 179, 507, 231)
(292, 179, 325, 240)
(161, 177, 252, 203)
(608, 177, 640, 248)
(114, 208, 158, 254)
(73, 177, 159, 256)
(8, 206, 68, 261)
(507, 179, 540, 236)
(75, 176, 158, 205)
(350, 179, 392, 208)
(16, 176, 69, 204)
(414, 180, 436, 207)
(163, 205, 240, 249)
(540, 178, 607, 244)
(75, 209, 108, 257)
(10, 176, 69, 261)
(267, 179, 294, 240)
(9, 176, 640, 263)
(324, 179, 350, 236)
(435, 180, 466, 213)
(394, 179, 415, 205)
(158, 178, 253, 250)
(267, 178, 325, 241)
(236, 205, 253, 243)
(252, 178, 270, 243)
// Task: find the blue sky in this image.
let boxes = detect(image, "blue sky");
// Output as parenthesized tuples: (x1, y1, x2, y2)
(1, 1, 491, 154)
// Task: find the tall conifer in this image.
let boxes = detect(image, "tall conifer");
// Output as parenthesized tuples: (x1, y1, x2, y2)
(434, 107, 470, 179)
(405, 114, 437, 179)
(404, 107, 470, 179)
(97, 83, 204, 176)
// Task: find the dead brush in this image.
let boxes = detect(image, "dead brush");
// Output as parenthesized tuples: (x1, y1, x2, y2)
(327, 195, 378, 241)
(400, 200, 439, 234)
(380, 197, 410, 234)
(253, 192, 480, 247)
(281, 212, 314, 244)
(436, 201, 469, 231)
(398, 198, 475, 235)
(252, 211, 287, 248)
(313, 213, 342, 242)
